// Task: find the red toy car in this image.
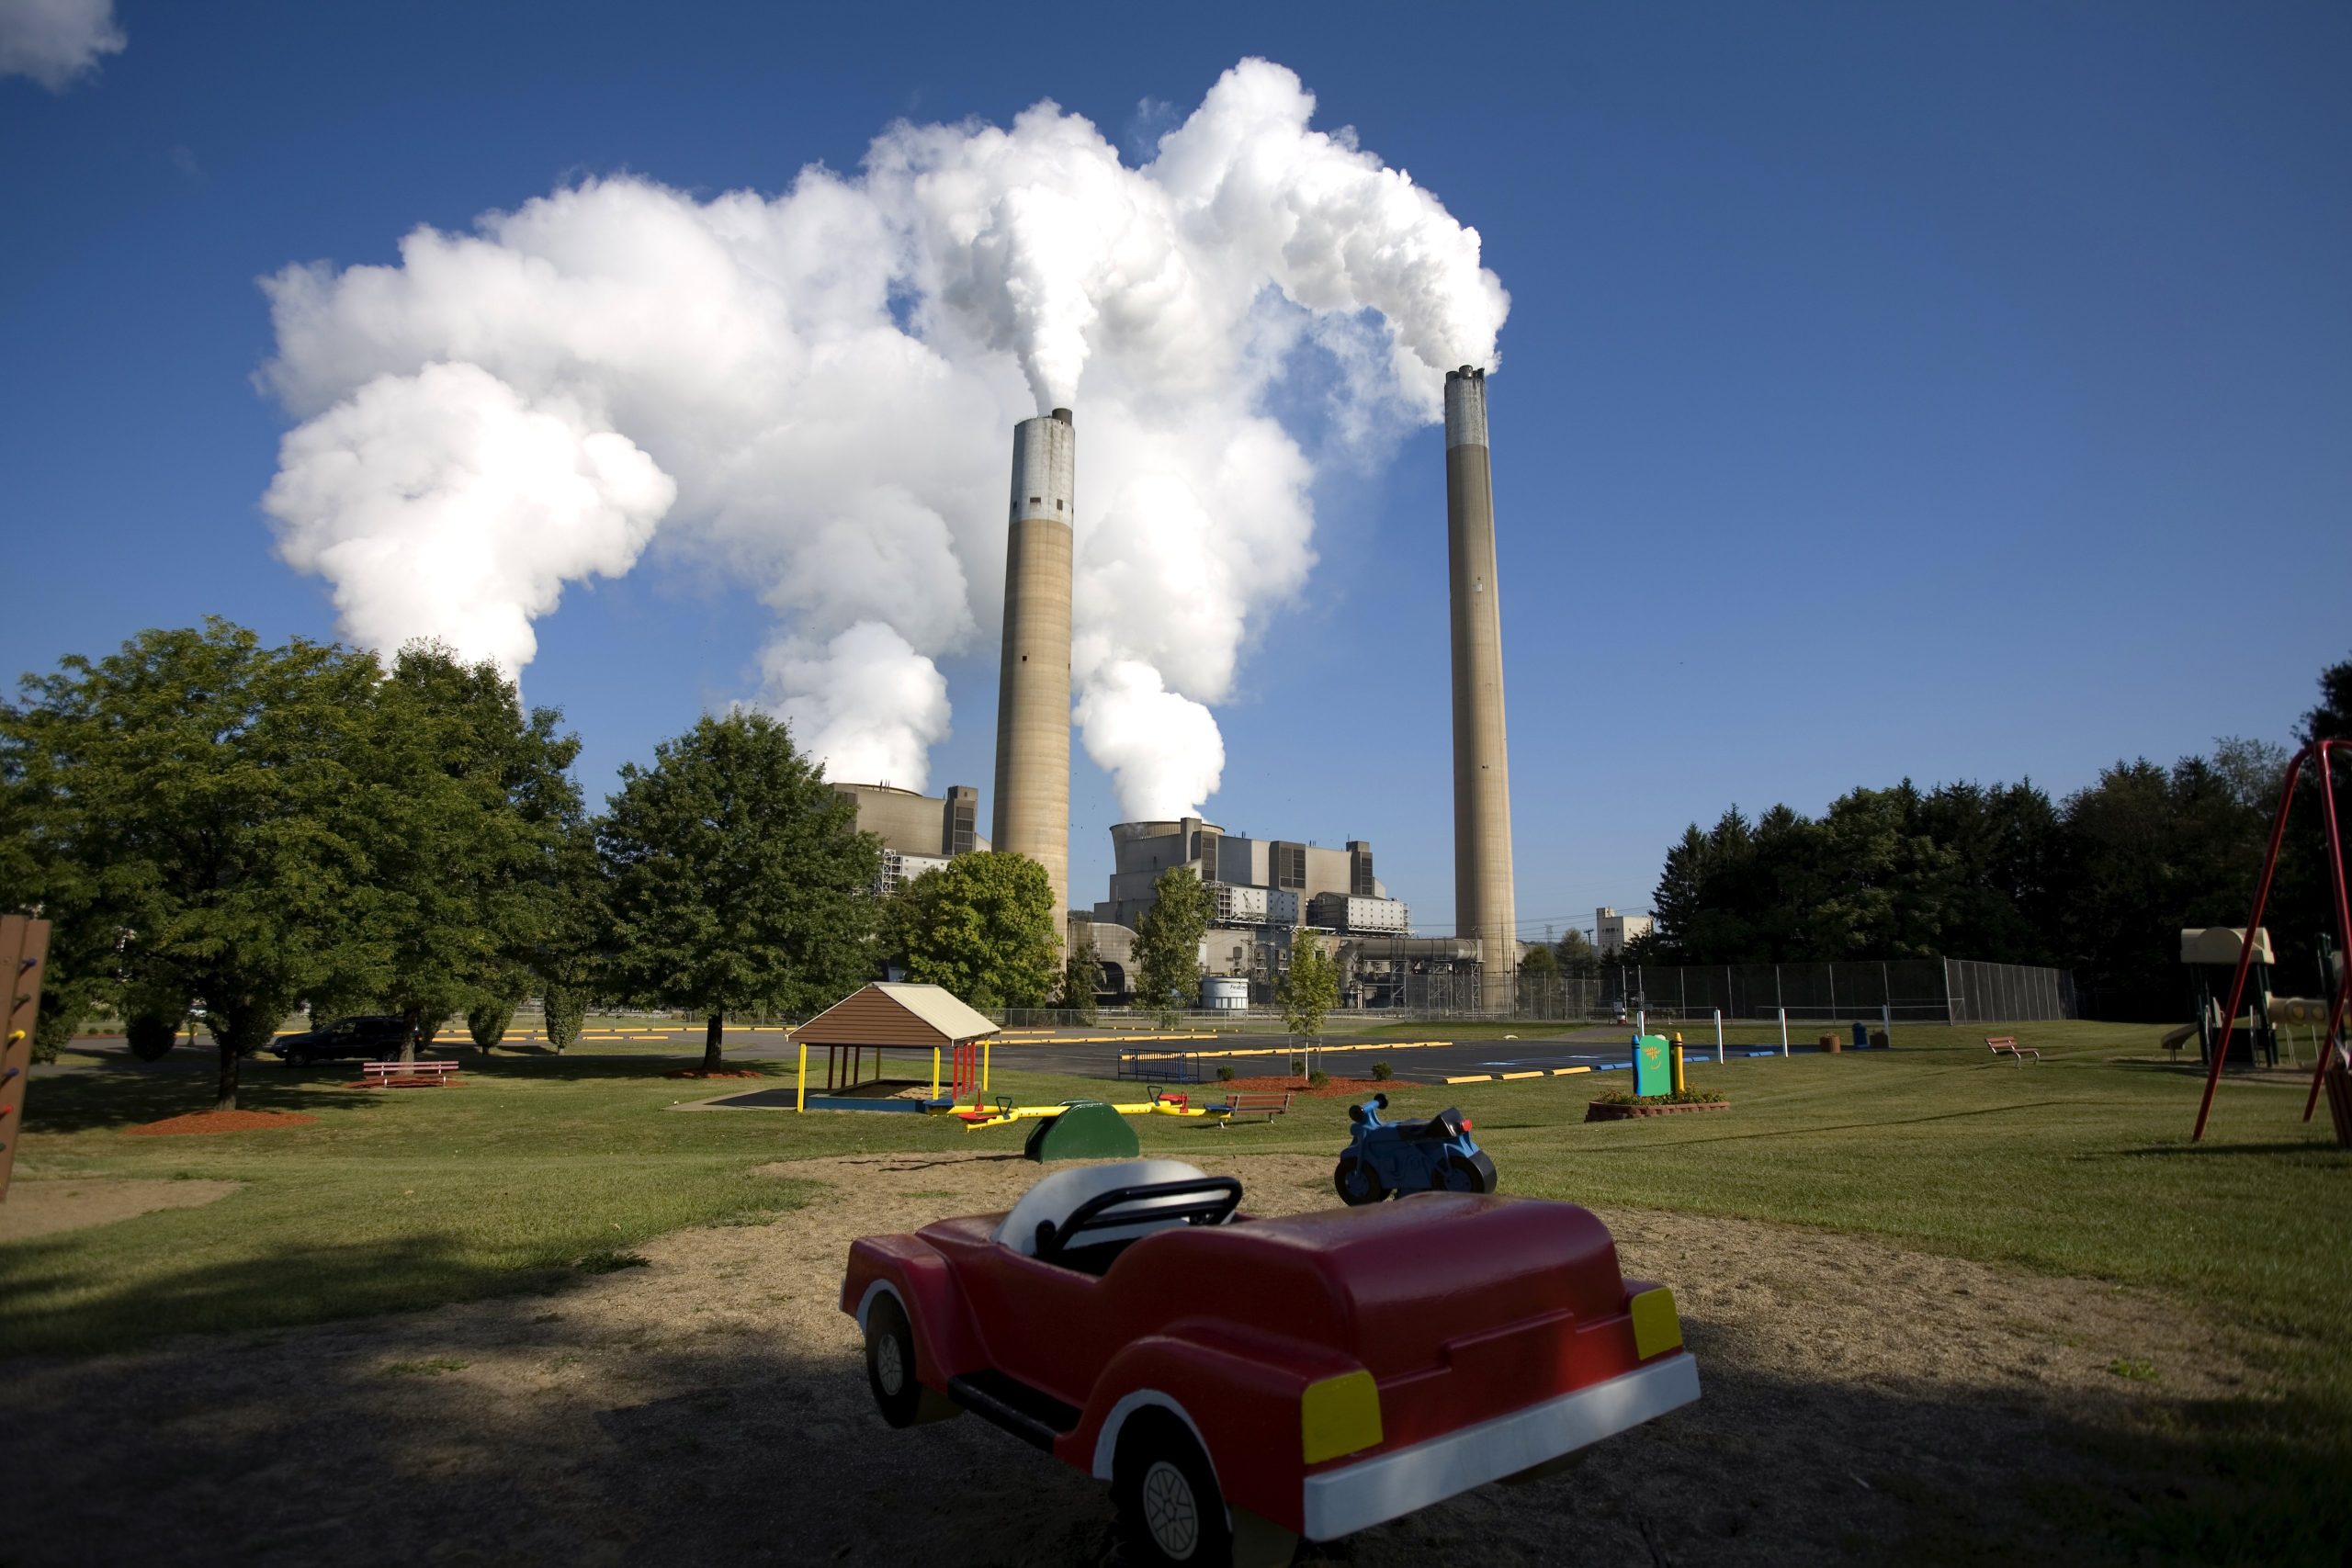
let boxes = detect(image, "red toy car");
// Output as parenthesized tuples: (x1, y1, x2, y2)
(841, 1159, 1699, 1567)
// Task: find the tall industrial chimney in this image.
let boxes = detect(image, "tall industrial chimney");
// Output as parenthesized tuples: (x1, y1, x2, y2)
(991, 408, 1075, 939)
(1444, 367, 1517, 1009)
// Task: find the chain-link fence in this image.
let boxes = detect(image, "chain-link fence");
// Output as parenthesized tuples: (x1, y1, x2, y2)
(1443, 956, 2078, 1024)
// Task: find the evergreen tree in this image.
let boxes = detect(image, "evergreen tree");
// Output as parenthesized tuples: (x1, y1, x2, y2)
(599, 712, 879, 1069)
(1059, 930, 1104, 1023)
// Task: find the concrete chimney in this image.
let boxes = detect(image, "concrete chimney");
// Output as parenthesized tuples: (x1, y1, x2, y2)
(991, 407, 1075, 939)
(1444, 367, 1517, 1008)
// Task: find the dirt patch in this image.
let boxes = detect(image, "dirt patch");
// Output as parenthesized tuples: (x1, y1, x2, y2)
(121, 1110, 317, 1136)
(0, 1179, 241, 1242)
(0, 1151, 2265, 1567)
(1221, 1074, 1392, 1098)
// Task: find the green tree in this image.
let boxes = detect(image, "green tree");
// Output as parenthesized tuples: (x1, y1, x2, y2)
(898, 852, 1058, 1009)
(372, 644, 582, 1061)
(1133, 866, 1209, 1025)
(599, 712, 880, 1070)
(1, 621, 391, 1109)
(1280, 927, 1340, 1060)
(1516, 941, 1561, 1015)
(1059, 929, 1104, 1023)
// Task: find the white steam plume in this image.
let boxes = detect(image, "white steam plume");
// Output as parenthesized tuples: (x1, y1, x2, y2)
(0, 0, 124, 91)
(263, 364, 673, 675)
(260, 57, 1507, 812)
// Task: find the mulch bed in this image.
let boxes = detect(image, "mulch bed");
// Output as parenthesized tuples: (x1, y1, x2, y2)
(662, 1068, 767, 1079)
(1585, 1099, 1733, 1122)
(123, 1110, 319, 1137)
(1218, 1075, 1391, 1098)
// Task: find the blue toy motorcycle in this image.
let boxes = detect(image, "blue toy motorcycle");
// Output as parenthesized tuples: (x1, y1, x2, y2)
(1333, 1093, 1498, 1205)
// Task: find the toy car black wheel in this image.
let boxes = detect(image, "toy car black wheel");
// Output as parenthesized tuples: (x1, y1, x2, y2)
(864, 1292, 927, 1427)
(1333, 1154, 1385, 1206)
(1114, 1409, 1232, 1568)
(1439, 1151, 1498, 1194)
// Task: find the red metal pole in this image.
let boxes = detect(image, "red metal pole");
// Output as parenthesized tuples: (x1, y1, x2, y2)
(2192, 744, 2310, 1142)
(2301, 741, 2352, 1122)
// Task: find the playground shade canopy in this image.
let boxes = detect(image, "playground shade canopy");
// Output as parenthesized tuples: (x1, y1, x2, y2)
(792, 983, 1001, 1049)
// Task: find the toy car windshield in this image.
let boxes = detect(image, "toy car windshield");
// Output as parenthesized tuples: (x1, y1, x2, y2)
(993, 1161, 1241, 1273)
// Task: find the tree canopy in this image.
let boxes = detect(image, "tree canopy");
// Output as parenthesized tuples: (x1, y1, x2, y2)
(598, 711, 879, 1068)
(894, 851, 1059, 1009)
(1, 621, 394, 1108)
(1280, 927, 1340, 1044)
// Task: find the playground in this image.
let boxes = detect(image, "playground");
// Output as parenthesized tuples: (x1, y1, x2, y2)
(1, 1022, 2346, 1563)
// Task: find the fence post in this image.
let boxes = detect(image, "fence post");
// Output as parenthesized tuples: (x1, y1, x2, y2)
(1943, 957, 1957, 1027)
(1713, 1008, 1724, 1064)
(1882, 1001, 1891, 1045)
(1779, 1007, 1789, 1057)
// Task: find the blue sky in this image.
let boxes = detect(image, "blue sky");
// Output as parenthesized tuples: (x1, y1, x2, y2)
(5, 2, 2347, 946)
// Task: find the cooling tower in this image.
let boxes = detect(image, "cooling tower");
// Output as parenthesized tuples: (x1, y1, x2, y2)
(991, 408, 1075, 940)
(1445, 367, 1518, 1009)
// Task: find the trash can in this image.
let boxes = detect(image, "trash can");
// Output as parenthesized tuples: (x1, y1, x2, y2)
(1852, 1021, 1869, 1052)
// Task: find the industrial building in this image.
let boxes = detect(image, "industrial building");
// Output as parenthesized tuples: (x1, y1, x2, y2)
(1596, 907, 1655, 956)
(831, 782, 986, 895)
(1092, 818, 1403, 934)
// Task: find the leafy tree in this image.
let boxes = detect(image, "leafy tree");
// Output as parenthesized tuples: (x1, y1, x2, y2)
(1280, 927, 1340, 1060)
(2304, 654, 2352, 744)
(371, 645, 582, 1061)
(1059, 929, 1104, 1023)
(1, 621, 391, 1110)
(897, 852, 1058, 1009)
(599, 712, 880, 1070)
(1133, 866, 1209, 1025)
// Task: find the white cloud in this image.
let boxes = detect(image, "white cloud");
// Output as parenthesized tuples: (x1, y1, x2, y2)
(259, 58, 1508, 817)
(0, 0, 123, 92)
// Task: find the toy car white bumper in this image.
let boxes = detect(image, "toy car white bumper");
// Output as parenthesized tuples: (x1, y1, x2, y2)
(1298, 1353, 1701, 1540)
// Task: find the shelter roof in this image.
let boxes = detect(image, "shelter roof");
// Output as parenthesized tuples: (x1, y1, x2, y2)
(792, 982, 1000, 1047)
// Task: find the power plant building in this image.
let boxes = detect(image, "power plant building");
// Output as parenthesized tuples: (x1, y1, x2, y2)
(1093, 818, 1393, 933)
(991, 408, 1077, 940)
(831, 782, 985, 895)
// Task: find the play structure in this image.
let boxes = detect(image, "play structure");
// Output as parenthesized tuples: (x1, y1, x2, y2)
(2191, 737, 2352, 1145)
(842, 1159, 1696, 1566)
(1332, 1093, 1497, 1205)
(956, 1088, 1212, 1134)
(2175, 927, 2283, 1067)
(786, 982, 999, 1114)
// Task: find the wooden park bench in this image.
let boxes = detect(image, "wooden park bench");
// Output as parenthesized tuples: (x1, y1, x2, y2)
(1985, 1035, 2040, 1064)
(361, 1059, 460, 1087)
(1210, 1089, 1294, 1127)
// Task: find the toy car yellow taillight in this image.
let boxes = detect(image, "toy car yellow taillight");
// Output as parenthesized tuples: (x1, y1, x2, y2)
(1301, 1370, 1383, 1463)
(1629, 1286, 1682, 1359)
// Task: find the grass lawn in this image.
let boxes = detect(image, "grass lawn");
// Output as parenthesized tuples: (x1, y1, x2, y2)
(9, 1021, 2348, 1555)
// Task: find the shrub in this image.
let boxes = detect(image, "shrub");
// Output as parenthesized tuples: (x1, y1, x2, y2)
(1307, 1069, 1331, 1089)
(1593, 1089, 1729, 1107)
(1289, 1055, 1305, 1074)
(542, 985, 587, 1054)
(124, 1012, 181, 1063)
(1216, 1064, 1235, 1082)
(1371, 1061, 1394, 1081)
(466, 998, 516, 1053)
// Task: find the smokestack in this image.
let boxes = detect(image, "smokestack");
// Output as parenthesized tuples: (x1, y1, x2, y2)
(991, 407, 1076, 940)
(1444, 367, 1517, 1009)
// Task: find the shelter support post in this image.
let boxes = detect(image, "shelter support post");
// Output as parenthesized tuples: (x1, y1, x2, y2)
(797, 1043, 807, 1114)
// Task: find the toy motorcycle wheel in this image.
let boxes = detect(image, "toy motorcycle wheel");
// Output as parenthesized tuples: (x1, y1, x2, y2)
(1114, 1409, 1232, 1567)
(1438, 1151, 1498, 1194)
(1333, 1154, 1386, 1206)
